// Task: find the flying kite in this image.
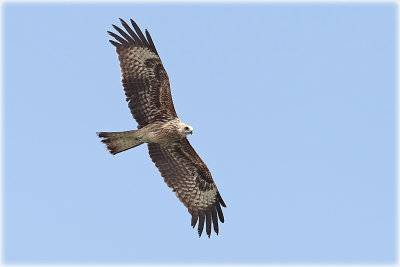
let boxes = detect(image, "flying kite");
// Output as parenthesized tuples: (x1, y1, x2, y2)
(97, 19, 226, 237)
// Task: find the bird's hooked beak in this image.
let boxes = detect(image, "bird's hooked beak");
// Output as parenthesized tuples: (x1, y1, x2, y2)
(189, 130, 193, 135)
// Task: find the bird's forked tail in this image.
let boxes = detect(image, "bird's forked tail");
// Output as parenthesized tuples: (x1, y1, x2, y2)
(97, 130, 143, 155)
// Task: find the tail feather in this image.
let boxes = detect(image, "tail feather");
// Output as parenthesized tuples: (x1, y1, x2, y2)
(97, 130, 143, 155)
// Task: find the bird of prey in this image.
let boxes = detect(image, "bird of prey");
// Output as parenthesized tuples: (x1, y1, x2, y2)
(97, 19, 226, 237)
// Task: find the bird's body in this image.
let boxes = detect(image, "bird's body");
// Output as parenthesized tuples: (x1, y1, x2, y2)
(139, 118, 191, 143)
(97, 19, 226, 237)
(99, 118, 192, 153)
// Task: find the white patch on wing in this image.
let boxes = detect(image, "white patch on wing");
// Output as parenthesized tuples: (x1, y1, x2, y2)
(131, 47, 159, 62)
(119, 46, 160, 79)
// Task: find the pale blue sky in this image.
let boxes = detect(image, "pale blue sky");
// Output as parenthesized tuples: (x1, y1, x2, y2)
(2, 3, 397, 264)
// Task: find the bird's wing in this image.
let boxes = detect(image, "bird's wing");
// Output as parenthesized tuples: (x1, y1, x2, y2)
(148, 138, 226, 237)
(108, 19, 178, 128)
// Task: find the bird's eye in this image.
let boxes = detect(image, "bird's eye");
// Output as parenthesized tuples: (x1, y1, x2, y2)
(184, 126, 190, 131)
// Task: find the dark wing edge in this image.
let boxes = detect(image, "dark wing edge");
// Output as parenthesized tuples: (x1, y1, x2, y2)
(148, 139, 226, 238)
(107, 19, 178, 128)
(108, 18, 158, 55)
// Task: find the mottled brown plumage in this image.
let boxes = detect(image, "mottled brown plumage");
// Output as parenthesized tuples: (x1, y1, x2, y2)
(97, 19, 226, 237)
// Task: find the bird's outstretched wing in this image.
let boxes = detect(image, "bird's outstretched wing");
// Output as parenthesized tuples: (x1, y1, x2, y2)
(148, 139, 226, 237)
(108, 19, 178, 128)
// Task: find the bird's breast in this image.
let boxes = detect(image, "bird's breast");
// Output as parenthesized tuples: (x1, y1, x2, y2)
(141, 121, 182, 144)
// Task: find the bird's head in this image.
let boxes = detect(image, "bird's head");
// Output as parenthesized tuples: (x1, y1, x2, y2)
(178, 122, 193, 137)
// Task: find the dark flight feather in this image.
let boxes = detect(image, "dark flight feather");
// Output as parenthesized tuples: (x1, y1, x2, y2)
(212, 209, 219, 235)
(145, 29, 159, 55)
(206, 211, 212, 237)
(107, 30, 128, 44)
(216, 202, 224, 223)
(109, 40, 121, 47)
(130, 19, 148, 46)
(112, 24, 135, 43)
(120, 18, 142, 43)
(198, 212, 205, 237)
